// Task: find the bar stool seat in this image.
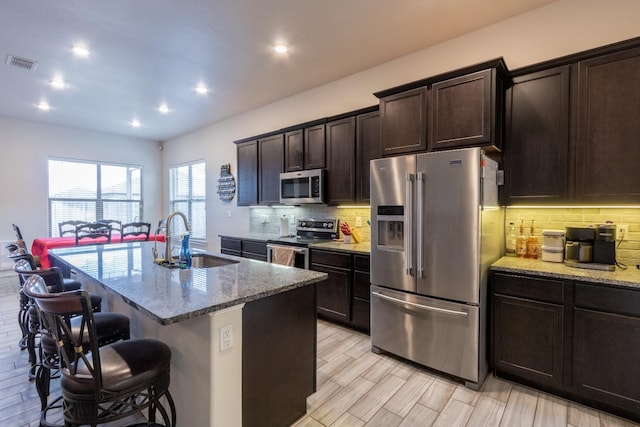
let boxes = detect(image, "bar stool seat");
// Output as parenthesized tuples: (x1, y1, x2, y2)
(62, 338, 170, 395)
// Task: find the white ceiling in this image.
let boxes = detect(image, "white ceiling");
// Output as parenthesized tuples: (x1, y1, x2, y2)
(0, 0, 555, 141)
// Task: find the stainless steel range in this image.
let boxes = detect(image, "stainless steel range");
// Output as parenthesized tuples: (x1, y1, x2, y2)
(267, 218, 338, 269)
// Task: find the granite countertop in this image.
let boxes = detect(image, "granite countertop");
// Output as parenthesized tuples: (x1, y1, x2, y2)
(49, 241, 327, 325)
(309, 240, 371, 255)
(219, 233, 371, 255)
(491, 256, 640, 289)
(219, 232, 279, 242)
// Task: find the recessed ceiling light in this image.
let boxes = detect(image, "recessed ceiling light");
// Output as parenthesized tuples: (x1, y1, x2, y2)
(157, 103, 170, 114)
(130, 119, 141, 128)
(49, 78, 66, 89)
(36, 101, 51, 111)
(195, 84, 208, 95)
(71, 45, 90, 58)
(273, 43, 289, 54)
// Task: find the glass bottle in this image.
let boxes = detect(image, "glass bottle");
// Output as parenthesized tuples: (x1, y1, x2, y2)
(516, 218, 528, 258)
(526, 219, 539, 259)
(506, 222, 517, 256)
(179, 233, 192, 269)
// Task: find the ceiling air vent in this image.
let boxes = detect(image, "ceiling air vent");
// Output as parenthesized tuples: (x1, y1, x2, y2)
(5, 54, 39, 71)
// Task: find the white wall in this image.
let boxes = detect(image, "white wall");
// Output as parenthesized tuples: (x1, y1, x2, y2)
(162, 0, 640, 252)
(0, 116, 162, 245)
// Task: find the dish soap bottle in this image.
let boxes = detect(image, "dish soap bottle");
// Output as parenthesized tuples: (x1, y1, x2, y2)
(516, 219, 528, 258)
(178, 233, 192, 269)
(505, 222, 517, 256)
(526, 219, 539, 259)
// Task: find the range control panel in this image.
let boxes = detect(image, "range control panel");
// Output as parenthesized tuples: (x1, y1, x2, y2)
(296, 218, 338, 234)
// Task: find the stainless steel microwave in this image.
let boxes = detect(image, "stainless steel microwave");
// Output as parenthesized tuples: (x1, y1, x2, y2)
(280, 169, 325, 204)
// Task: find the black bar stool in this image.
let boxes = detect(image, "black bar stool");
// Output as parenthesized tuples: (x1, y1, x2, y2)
(23, 276, 176, 427)
(17, 270, 130, 427)
(13, 260, 93, 378)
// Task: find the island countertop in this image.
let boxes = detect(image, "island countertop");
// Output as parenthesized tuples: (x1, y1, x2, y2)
(49, 241, 327, 325)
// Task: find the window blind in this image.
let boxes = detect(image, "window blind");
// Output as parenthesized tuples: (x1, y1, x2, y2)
(169, 161, 206, 240)
(48, 159, 143, 237)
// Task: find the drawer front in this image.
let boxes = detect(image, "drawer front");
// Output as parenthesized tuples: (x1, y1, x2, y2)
(574, 283, 640, 317)
(220, 237, 241, 251)
(242, 252, 267, 262)
(372, 286, 480, 382)
(492, 272, 564, 304)
(243, 240, 267, 256)
(221, 248, 241, 257)
(354, 255, 370, 272)
(311, 250, 352, 269)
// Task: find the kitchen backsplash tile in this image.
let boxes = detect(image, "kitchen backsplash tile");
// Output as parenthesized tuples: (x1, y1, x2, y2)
(249, 206, 640, 267)
(506, 208, 640, 267)
(249, 206, 371, 242)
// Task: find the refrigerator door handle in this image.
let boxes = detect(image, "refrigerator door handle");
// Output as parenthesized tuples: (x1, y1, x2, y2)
(405, 173, 414, 276)
(372, 291, 469, 317)
(415, 171, 424, 278)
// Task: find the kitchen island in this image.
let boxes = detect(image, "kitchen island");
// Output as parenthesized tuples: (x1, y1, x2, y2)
(49, 241, 328, 427)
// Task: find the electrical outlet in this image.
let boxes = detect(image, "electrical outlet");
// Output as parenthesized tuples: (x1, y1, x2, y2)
(219, 324, 233, 352)
(355, 216, 362, 227)
(225, 210, 232, 218)
(616, 224, 629, 240)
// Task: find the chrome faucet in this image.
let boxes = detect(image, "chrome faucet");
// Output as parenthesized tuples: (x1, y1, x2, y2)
(164, 211, 191, 264)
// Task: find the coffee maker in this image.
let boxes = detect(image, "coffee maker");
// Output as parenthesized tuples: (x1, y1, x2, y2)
(593, 223, 616, 265)
(565, 225, 615, 271)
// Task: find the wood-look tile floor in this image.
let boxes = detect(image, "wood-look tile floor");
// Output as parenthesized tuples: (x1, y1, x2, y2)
(1, 272, 638, 427)
(294, 320, 640, 427)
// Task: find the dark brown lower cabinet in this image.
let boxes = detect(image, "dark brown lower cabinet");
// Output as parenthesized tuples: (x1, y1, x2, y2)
(220, 237, 242, 257)
(311, 249, 370, 332)
(311, 250, 351, 323)
(572, 283, 640, 418)
(352, 255, 371, 331)
(491, 271, 640, 423)
(241, 239, 267, 261)
(219, 236, 267, 261)
(493, 294, 564, 388)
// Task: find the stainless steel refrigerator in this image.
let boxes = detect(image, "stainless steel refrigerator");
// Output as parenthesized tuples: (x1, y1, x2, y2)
(370, 147, 503, 390)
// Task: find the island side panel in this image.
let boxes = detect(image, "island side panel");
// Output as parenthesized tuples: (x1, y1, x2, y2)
(242, 283, 317, 427)
(72, 269, 219, 426)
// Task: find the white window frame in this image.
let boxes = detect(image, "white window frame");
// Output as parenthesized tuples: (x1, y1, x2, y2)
(48, 158, 143, 237)
(169, 160, 206, 241)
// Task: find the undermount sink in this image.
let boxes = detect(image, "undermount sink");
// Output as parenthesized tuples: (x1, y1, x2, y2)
(190, 253, 239, 268)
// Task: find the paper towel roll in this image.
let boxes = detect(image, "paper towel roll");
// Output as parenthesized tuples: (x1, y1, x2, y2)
(279, 216, 289, 237)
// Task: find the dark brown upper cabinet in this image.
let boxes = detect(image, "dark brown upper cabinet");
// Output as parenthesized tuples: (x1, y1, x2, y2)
(575, 46, 640, 204)
(326, 117, 356, 205)
(304, 124, 326, 169)
(430, 69, 502, 152)
(503, 66, 571, 205)
(258, 134, 284, 205)
(284, 129, 304, 172)
(236, 140, 258, 206)
(356, 111, 381, 203)
(379, 87, 428, 156)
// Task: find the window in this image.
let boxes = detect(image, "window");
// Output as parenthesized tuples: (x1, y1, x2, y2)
(48, 159, 143, 237)
(169, 161, 206, 240)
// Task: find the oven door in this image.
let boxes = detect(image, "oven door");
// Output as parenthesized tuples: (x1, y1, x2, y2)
(266, 244, 309, 269)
